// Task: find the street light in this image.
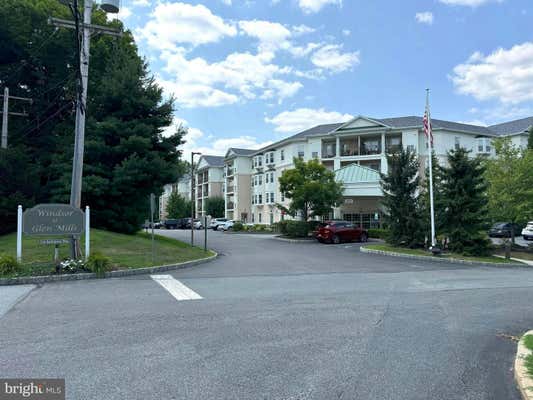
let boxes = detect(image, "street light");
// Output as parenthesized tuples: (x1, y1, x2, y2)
(190, 151, 201, 246)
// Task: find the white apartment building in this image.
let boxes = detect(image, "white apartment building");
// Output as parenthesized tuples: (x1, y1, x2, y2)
(158, 174, 192, 221)
(221, 114, 531, 228)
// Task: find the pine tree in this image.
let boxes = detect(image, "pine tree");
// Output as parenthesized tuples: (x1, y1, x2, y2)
(441, 148, 490, 256)
(166, 193, 191, 219)
(380, 148, 424, 248)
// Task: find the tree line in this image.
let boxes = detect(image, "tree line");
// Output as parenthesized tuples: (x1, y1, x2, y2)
(0, 0, 186, 235)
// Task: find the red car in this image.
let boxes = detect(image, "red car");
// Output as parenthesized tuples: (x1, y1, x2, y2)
(316, 221, 368, 244)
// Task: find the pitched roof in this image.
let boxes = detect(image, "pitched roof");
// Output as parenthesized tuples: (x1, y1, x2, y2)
(227, 148, 256, 156)
(200, 155, 225, 167)
(371, 116, 494, 135)
(335, 163, 380, 183)
(488, 116, 533, 135)
(253, 123, 343, 155)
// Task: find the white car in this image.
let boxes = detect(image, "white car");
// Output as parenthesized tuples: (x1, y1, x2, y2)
(209, 218, 228, 230)
(220, 220, 236, 231)
(522, 221, 533, 241)
(193, 219, 203, 230)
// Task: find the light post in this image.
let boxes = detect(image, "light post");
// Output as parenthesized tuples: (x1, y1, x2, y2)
(190, 152, 201, 246)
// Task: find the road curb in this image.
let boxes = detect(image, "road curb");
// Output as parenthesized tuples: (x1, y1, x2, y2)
(271, 236, 317, 243)
(0, 252, 218, 286)
(360, 246, 525, 267)
(515, 331, 533, 400)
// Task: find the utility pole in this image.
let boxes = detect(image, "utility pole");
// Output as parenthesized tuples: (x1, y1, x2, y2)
(190, 152, 201, 246)
(49, 1, 121, 258)
(1, 87, 32, 149)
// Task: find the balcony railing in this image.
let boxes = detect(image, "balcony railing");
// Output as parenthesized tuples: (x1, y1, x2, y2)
(226, 185, 234, 193)
(227, 202, 235, 210)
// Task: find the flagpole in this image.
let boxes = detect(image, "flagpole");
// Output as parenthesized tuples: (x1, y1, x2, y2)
(426, 88, 436, 248)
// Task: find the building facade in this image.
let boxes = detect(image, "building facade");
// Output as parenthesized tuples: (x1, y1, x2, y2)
(219, 114, 531, 227)
(195, 155, 224, 218)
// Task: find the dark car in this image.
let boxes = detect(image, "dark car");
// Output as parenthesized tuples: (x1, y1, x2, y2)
(316, 221, 368, 244)
(163, 219, 179, 229)
(488, 222, 522, 238)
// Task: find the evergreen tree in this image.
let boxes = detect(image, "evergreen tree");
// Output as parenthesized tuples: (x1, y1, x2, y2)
(441, 148, 490, 256)
(380, 148, 424, 248)
(205, 196, 225, 218)
(528, 126, 533, 150)
(166, 192, 191, 219)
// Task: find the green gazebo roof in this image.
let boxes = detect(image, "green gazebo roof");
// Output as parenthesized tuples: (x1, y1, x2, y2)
(335, 163, 380, 184)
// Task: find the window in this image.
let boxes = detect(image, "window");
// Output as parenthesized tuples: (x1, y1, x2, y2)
(385, 135, 402, 153)
(297, 145, 305, 158)
(454, 137, 460, 150)
(407, 144, 415, 152)
(270, 193, 275, 203)
(258, 194, 262, 204)
(265, 152, 274, 164)
(258, 213, 262, 223)
(252, 213, 255, 223)
(280, 150, 285, 161)
(312, 151, 318, 159)
(477, 137, 492, 153)
(258, 174, 262, 185)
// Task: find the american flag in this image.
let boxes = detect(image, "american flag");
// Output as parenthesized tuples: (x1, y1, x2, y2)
(423, 108, 433, 145)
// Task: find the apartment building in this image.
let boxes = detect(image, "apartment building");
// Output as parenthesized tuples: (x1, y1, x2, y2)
(224, 148, 255, 222)
(221, 114, 531, 227)
(158, 174, 192, 221)
(195, 155, 224, 218)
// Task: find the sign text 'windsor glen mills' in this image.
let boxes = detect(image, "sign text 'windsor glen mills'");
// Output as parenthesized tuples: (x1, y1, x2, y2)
(23, 204, 85, 236)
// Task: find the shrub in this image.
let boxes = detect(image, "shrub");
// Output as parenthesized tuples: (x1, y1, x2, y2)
(86, 252, 112, 277)
(286, 220, 310, 238)
(368, 228, 389, 239)
(0, 253, 22, 276)
(276, 220, 289, 235)
(232, 221, 244, 231)
(307, 220, 323, 233)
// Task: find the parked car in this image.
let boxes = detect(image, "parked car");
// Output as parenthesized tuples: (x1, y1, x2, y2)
(163, 219, 179, 229)
(522, 221, 533, 241)
(209, 218, 228, 230)
(220, 220, 236, 231)
(193, 219, 203, 230)
(316, 221, 368, 244)
(488, 222, 522, 238)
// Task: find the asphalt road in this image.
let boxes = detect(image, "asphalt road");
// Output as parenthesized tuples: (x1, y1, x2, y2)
(1, 229, 533, 399)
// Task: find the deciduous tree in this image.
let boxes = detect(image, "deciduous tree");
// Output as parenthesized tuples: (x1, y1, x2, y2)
(278, 158, 343, 221)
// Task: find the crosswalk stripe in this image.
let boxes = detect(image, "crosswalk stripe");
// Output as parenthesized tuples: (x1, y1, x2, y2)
(150, 274, 203, 301)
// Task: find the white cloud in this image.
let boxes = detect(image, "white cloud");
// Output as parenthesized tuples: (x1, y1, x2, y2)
(265, 107, 353, 133)
(451, 41, 533, 104)
(342, 29, 351, 36)
(415, 12, 434, 25)
(238, 20, 292, 53)
(298, 0, 342, 14)
(173, 119, 272, 160)
(159, 49, 302, 108)
(136, 2, 237, 50)
(310, 44, 360, 73)
(293, 24, 316, 36)
(132, 0, 150, 6)
(439, 0, 501, 6)
(221, 0, 232, 5)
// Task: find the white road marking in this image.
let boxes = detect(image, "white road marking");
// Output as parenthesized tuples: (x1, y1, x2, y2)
(150, 275, 203, 301)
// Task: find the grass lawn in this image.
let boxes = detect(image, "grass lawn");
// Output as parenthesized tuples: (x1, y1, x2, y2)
(364, 243, 518, 264)
(0, 229, 214, 278)
(522, 335, 533, 378)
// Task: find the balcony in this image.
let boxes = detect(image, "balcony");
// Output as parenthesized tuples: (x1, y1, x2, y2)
(226, 185, 234, 193)
(227, 202, 235, 210)
(322, 141, 336, 158)
(385, 135, 402, 154)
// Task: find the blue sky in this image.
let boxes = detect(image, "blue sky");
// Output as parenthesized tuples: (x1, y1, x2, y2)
(112, 0, 533, 157)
